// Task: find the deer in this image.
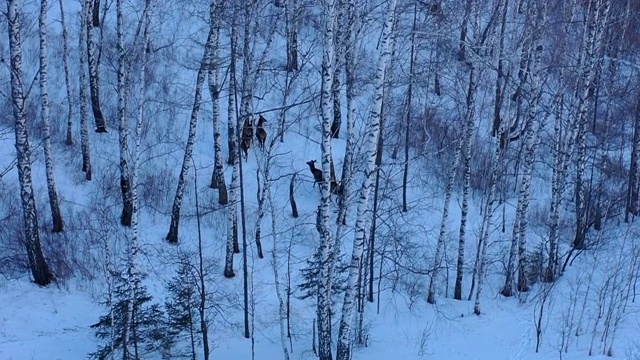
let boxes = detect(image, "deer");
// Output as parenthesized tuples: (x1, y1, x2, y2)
(256, 115, 267, 150)
(240, 118, 254, 161)
(306, 160, 342, 195)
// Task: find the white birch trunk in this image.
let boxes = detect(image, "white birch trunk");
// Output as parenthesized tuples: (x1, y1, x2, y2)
(166, 25, 216, 243)
(123, 1, 153, 355)
(224, 6, 239, 277)
(7, 0, 54, 286)
(335, 0, 357, 229)
(207, 2, 227, 205)
(427, 86, 469, 304)
(85, 0, 107, 133)
(330, 0, 344, 139)
(573, 0, 609, 250)
(79, 0, 92, 181)
(117, 0, 133, 228)
(545, 78, 565, 282)
(317, 0, 336, 358)
(264, 145, 290, 360)
(454, 63, 478, 300)
(39, 0, 64, 233)
(335, 2, 396, 359)
(473, 132, 503, 314)
(58, 0, 74, 146)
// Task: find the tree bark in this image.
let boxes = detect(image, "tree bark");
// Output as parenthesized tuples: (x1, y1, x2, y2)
(166, 23, 215, 243)
(285, 0, 298, 72)
(85, 0, 107, 133)
(39, 0, 64, 233)
(317, 0, 336, 358)
(7, 0, 54, 286)
(79, 0, 92, 181)
(117, 0, 133, 228)
(330, 0, 344, 139)
(454, 64, 478, 300)
(207, 1, 228, 205)
(59, 0, 74, 146)
(336, 1, 396, 358)
(402, 2, 417, 213)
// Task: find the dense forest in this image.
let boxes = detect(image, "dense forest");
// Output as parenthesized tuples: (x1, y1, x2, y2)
(1, 0, 639, 359)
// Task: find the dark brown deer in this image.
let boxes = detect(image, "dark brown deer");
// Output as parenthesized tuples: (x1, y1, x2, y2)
(256, 115, 267, 150)
(240, 118, 254, 161)
(306, 160, 341, 195)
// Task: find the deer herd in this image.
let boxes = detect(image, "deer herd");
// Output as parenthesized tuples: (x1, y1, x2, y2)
(240, 114, 342, 196)
(240, 114, 267, 161)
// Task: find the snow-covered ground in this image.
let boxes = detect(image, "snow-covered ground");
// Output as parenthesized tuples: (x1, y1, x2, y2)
(1, 1, 640, 359)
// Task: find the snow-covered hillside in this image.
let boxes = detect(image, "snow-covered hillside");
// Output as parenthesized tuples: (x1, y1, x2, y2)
(1, 0, 639, 359)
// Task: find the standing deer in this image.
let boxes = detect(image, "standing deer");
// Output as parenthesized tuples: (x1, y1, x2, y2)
(240, 118, 253, 161)
(256, 115, 267, 150)
(306, 160, 341, 195)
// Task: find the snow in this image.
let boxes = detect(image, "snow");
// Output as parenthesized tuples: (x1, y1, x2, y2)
(1, 0, 639, 359)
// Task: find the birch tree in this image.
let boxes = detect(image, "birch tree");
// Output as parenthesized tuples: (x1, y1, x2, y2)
(117, 0, 133, 227)
(79, 0, 92, 180)
(224, 5, 240, 278)
(335, 0, 358, 228)
(227, 11, 238, 166)
(166, 16, 216, 243)
(317, 0, 336, 358)
(402, 2, 417, 213)
(85, 0, 107, 133)
(58, 0, 74, 146)
(7, 0, 54, 286)
(330, 0, 344, 138)
(573, 0, 609, 250)
(453, 57, 479, 301)
(427, 58, 474, 305)
(501, 1, 546, 296)
(544, 0, 580, 282)
(627, 103, 640, 221)
(207, 0, 227, 205)
(39, 0, 64, 233)
(122, 1, 153, 354)
(335, 1, 396, 359)
(285, 0, 298, 72)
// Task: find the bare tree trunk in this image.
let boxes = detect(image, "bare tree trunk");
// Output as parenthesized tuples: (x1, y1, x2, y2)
(85, 0, 107, 133)
(79, 0, 92, 181)
(574, 0, 610, 250)
(330, 0, 344, 139)
(402, 2, 417, 213)
(545, 80, 566, 282)
(123, 0, 153, 353)
(285, 0, 298, 72)
(491, 0, 509, 137)
(427, 80, 469, 304)
(368, 125, 383, 302)
(39, 0, 64, 233)
(317, 0, 336, 358)
(8, 0, 54, 286)
(335, 0, 358, 227)
(457, 0, 473, 62)
(166, 24, 215, 243)
(59, 0, 74, 146)
(227, 13, 238, 166)
(117, 0, 133, 228)
(454, 64, 478, 300)
(266, 163, 290, 360)
(473, 133, 504, 314)
(627, 105, 640, 221)
(207, 1, 228, 205)
(224, 7, 240, 278)
(336, 2, 396, 358)
(289, 174, 298, 217)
